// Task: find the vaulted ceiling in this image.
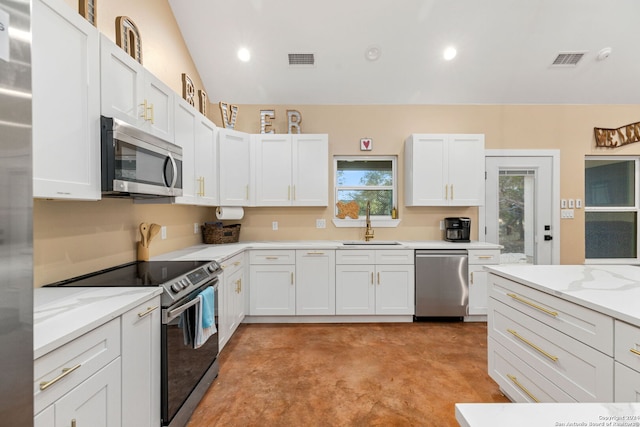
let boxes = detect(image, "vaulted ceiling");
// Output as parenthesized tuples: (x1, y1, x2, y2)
(169, 0, 640, 105)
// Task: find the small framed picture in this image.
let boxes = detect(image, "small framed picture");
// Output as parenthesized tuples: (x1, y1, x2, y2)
(360, 138, 372, 151)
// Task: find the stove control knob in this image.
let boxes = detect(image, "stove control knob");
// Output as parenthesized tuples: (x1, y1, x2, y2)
(207, 264, 215, 273)
(171, 283, 181, 293)
(182, 279, 189, 288)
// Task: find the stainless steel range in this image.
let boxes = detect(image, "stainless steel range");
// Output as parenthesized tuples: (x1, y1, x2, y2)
(47, 260, 223, 427)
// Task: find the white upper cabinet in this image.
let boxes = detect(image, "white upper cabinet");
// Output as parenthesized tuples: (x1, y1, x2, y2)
(172, 97, 218, 206)
(32, 0, 101, 200)
(404, 134, 485, 206)
(218, 129, 253, 206)
(254, 134, 328, 207)
(100, 35, 174, 143)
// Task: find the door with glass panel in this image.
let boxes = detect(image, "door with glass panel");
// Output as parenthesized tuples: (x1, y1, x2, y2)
(485, 156, 554, 264)
(585, 157, 637, 261)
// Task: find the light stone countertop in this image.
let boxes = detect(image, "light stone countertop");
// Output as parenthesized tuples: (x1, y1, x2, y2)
(34, 287, 162, 359)
(455, 402, 640, 427)
(152, 240, 501, 263)
(485, 264, 640, 328)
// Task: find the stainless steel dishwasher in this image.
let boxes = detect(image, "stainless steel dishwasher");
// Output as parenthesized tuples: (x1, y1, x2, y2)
(414, 250, 468, 319)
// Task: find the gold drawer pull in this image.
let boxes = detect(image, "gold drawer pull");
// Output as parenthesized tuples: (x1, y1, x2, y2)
(507, 374, 539, 402)
(477, 255, 494, 259)
(265, 256, 279, 260)
(470, 272, 474, 284)
(307, 251, 325, 255)
(291, 272, 294, 285)
(630, 348, 640, 357)
(40, 364, 82, 391)
(507, 329, 558, 362)
(507, 293, 558, 317)
(138, 305, 158, 318)
(233, 261, 241, 266)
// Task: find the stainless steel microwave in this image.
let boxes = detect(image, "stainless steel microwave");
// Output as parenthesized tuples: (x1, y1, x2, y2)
(101, 116, 183, 198)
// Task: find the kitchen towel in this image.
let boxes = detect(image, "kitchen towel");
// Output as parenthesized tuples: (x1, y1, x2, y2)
(194, 287, 216, 349)
(216, 206, 244, 220)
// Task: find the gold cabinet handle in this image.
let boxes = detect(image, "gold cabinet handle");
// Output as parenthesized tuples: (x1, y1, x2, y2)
(40, 364, 82, 391)
(138, 305, 158, 318)
(306, 251, 325, 255)
(377, 272, 381, 285)
(71, 420, 77, 427)
(293, 185, 296, 201)
(371, 272, 374, 285)
(630, 348, 640, 357)
(451, 184, 454, 200)
(140, 99, 154, 123)
(288, 185, 291, 201)
(150, 103, 154, 124)
(233, 261, 241, 266)
(507, 329, 558, 362)
(507, 293, 558, 317)
(470, 272, 474, 285)
(291, 272, 294, 285)
(246, 185, 249, 200)
(235, 278, 242, 293)
(445, 184, 449, 200)
(265, 256, 279, 260)
(477, 255, 494, 259)
(507, 374, 539, 402)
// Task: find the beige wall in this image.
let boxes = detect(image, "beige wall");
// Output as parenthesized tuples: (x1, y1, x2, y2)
(219, 104, 640, 265)
(39, 1, 640, 285)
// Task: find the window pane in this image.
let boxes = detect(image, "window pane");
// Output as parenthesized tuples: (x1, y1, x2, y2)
(337, 189, 393, 216)
(585, 160, 635, 207)
(337, 160, 392, 186)
(585, 211, 637, 258)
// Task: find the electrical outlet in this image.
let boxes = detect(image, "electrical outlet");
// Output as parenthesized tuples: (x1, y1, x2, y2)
(193, 223, 199, 234)
(561, 209, 575, 219)
(576, 198, 582, 208)
(561, 199, 567, 209)
(439, 220, 444, 230)
(272, 221, 278, 231)
(161, 226, 167, 239)
(568, 199, 575, 208)
(316, 219, 326, 229)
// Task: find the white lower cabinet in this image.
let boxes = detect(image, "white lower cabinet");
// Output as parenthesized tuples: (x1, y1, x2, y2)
(296, 250, 336, 315)
(336, 250, 414, 315)
(614, 320, 640, 401)
(467, 249, 500, 316)
(487, 272, 615, 403)
(249, 251, 296, 315)
(121, 297, 161, 427)
(220, 253, 246, 350)
(34, 295, 161, 427)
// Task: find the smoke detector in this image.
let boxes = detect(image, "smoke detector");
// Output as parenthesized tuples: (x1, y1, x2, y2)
(597, 47, 612, 61)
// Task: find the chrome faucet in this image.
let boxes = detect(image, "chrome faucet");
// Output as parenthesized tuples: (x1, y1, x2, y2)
(364, 201, 375, 241)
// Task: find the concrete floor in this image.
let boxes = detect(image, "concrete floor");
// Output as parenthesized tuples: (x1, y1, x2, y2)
(188, 322, 509, 426)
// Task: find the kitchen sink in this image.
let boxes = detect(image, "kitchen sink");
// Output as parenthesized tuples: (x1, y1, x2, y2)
(342, 240, 403, 246)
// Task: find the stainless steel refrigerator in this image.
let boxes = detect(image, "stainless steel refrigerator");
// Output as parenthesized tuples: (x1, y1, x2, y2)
(0, 0, 33, 425)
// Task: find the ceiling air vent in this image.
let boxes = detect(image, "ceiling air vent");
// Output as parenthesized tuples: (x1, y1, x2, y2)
(551, 51, 586, 67)
(288, 53, 315, 67)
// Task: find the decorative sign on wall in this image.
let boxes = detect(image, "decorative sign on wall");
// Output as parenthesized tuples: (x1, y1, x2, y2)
(260, 110, 275, 134)
(336, 201, 360, 219)
(594, 121, 640, 148)
(115, 16, 142, 64)
(287, 110, 302, 134)
(198, 90, 207, 116)
(181, 73, 195, 106)
(219, 102, 238, 129)
(360, 138, 373, 151)
(79, 0, 97, 26)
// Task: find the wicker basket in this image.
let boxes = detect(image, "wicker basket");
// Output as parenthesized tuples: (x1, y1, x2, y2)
(201, 223, 241, 244)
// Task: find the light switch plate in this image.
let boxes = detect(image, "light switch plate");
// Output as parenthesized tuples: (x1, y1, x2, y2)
(561, 209, 575, 219)
(561, 199, 567, 209)
(272, 221, 278, 231)
(576, 199, 582, 208)
(193, 223, 199, 234)
(161, 226, 167, 239)
(316, 219, 326, 229)
(568, 199, 575, 208)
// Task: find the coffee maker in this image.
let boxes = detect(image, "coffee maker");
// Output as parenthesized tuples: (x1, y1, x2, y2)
(444, 217, 471, 242)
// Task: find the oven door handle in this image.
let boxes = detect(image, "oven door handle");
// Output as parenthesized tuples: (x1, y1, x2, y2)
(164, 296, 200, 324)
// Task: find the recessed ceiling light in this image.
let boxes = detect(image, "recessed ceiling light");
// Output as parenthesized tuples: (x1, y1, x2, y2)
(443, 46, 457, 61)
(237, 47, 251, 62)
(365, 45, 381, 61)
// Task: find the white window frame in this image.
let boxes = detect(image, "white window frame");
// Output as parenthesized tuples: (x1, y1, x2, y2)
(584, 155, 640, 264)
(332, 155, 401, 228)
